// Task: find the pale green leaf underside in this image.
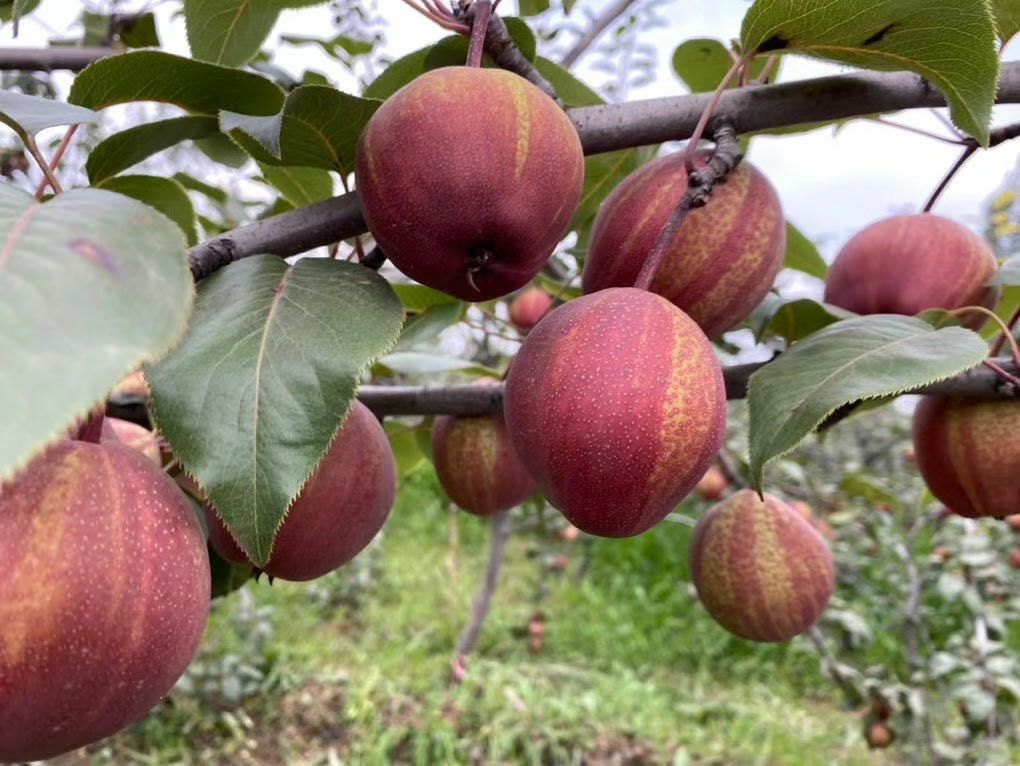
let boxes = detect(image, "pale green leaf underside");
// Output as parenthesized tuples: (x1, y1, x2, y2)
(0, 185, 193, 482)
(0, 90, 98, 141)
(740, 0, 999, 145)
(147, 256, 403, 566)
(747, 314, 989, 489)
(184, 0, 279, 67)
(992, 254, 1020, 286)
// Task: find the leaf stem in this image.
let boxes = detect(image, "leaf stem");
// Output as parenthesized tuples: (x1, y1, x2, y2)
(33, 124, 78, 200)
(872, 117, 966, 146)
(24, 134, 63, 197)
(982, 358, 1020, 389)
(949, 306, 1020, 370)
(991, 305, 1020, 357)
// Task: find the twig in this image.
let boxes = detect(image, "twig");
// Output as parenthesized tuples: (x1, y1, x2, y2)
(451, 510, 513, 683)
(635, 120, 742, 290)
(682, 58, 746, 175)
(982, 358, 1020, 389)
(807, 625, 862, 705)
(922, 143, 978, 213)
(23, 135, 63, 196)
(559, 0, 639, 68)
(34, 124, 78, 200)
(872, 117, 966, 146)
(0, 47, 112, 71)
(480, 11, 560, 103)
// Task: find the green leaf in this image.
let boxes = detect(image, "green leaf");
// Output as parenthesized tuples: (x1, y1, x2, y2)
(184, 0, 279, 67)
(672, 38, 775, 92)
(0, 186, 193, 483)
(535, 56, 604, 107)
(783, 221, 827, 279)
(747, 315, 990, 489)
(0, 0, 40, 24)
(384, 420, 429, 478)
(572, 148, 649, 235)
(739, 0, 1000, 145)
(147, 256, 403, 565)
(0, 91, 98, 141)
(86, 116, 221, 184)
(377, 352, 498, 376)
(992, 254, 1020, 285)
(364, 22, 539, 101)
(119, 12, 160, 48)
(258, 163, 333, 207)
(394, 302, 465, 351)
(69, 50, 284, 115)
(223, 86, 380, 174)
(764, 299, 855, 343)
(99, 175, 200, 246)
(535, 272, 580, 301)
(518, 0, 549, 16)
(391, 283, 461, 312)
(174, 172, 229, 204)
(196, 134, 252, 168)
(993, 1, 1020, 43)
(839, 473, 903, 509)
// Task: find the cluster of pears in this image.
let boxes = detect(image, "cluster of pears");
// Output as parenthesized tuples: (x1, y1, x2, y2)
(0, 403, 397, 762)
(362, 66, 834, 643)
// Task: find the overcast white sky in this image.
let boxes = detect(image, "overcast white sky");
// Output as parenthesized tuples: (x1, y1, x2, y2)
(4, 0, 1020, 274)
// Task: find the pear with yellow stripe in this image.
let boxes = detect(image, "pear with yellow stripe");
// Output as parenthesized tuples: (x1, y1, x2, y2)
(356, 67, 584, 301)
(690, 490, 834, 643)
(505, 287, 726, 537)
(0, 439, 210, 762)
(912, 396, 1020, 518)
(432, 406, 535, 516)
(582, 155, 786, 339)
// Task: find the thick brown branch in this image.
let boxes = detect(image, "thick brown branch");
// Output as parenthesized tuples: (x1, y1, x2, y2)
(0, 47, 113, 71)
(187, 62, 1020, 279)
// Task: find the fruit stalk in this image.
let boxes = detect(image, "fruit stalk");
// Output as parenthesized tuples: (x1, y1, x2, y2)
(465, 0, 492, 68)
(634, 121, 742, 291)
(76, 409, 105, 443)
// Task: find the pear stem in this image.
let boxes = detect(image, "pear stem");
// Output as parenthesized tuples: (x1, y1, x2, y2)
(949, 306, 1020, 370)
(77, 409, 105, 443)
(922, 143, 977, 213)
(466, 0, 492, 68)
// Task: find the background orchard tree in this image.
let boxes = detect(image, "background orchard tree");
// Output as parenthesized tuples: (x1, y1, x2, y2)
(2, 0, 1020, 763)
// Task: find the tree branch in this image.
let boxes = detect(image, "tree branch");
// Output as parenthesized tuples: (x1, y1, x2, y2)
(560, 0, 640, 68)
(0, 47, 113, 71)
(187, 61, 1020, 280)
(451, 509, 513, 683)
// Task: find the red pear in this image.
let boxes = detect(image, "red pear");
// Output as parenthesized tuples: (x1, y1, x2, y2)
(689, 490, 834, 642)
(356, 67, 585, 301)
(504, 287, 726, 537)
(205, 401, 396, 581)
(825, 215, 998, 321)
(432, 410, 535, 516)
(582, 156, 786, 338)
(912, 396, 1020, 519)
(696, 464, 728, 501)
(101, 416, 161, 465)
(0, 440, 209, 762)
(509, 287, 554, 331)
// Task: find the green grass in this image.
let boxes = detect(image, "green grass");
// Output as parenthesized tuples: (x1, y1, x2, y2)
(89, 470, 890, 765)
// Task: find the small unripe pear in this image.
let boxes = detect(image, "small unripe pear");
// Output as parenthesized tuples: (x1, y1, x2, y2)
(509, 287, 553, 331)
(696, 464, 727, 501)
(689, 490, 834, 642)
